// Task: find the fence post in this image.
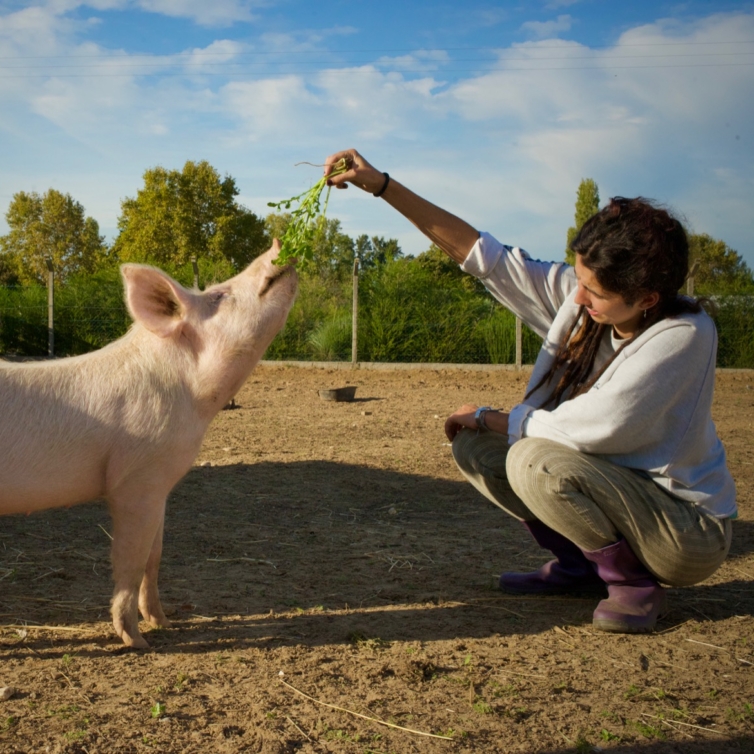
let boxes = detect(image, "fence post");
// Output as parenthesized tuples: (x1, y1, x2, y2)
(191, 256, 199, 290)
(515, 316, 522, 370)
(352, 257, 359, 367)
(686, 260, 700, 297)
(46, 257, 54, 358)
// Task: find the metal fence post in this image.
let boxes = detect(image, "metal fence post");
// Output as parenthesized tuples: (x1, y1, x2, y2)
(515, 316, 522, 370)
(191, 256, 199, 290)
(46, 258, 54, 358)
(686, 260, 700, 297)
(352, 257, 359, 366)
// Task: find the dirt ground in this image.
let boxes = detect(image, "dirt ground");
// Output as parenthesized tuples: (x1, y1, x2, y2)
(0, 364, 752, 754)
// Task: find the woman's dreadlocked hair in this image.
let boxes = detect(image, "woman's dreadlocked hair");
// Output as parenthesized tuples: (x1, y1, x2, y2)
(527, 197, 703, 408)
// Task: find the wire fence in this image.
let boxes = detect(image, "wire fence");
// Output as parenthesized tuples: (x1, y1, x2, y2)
(1, 280, 752, 368)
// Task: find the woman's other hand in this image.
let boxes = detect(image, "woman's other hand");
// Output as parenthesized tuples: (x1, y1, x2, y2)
(445, 405, 510, 441)
(445, 404, 480, 442)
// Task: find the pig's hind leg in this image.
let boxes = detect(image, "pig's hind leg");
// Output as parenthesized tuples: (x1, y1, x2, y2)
(108, 492, 168, 648)
(138, 515, 171, 630)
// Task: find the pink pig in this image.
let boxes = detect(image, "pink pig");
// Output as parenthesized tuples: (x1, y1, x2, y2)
(0, 241, 297, 648)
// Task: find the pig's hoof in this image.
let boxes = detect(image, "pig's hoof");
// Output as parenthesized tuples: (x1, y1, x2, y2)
(118, 630, 150, 649)
(140, 608, 171, 629)
(126, 634, 150, 649)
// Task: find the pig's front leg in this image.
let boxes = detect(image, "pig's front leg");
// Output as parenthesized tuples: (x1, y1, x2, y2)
(108, 492, 168, 648)
(138, 515, 170, 629)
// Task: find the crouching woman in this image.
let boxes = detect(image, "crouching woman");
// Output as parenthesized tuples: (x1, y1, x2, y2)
(323, 150, 736, 634)
(446, 198, 736, 633)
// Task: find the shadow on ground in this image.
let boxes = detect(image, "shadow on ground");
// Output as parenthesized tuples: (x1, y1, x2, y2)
(1, 460, 752, 655)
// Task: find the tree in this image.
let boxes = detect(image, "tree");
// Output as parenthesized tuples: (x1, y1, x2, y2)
(0, 189, 107, 284)
(356, 234, 403, 271)
(415, 243, 485, 294)
(688, 233, 754, 295)
(565, 178, 600, 265)
(113, 161, 268, 270)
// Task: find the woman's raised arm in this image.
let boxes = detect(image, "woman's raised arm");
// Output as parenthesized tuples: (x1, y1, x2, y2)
(324, 149, 480, 265)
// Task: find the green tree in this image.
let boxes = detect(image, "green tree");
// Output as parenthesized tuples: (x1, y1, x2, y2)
(0, 189, 107, 284)
(113, 161, 268, 270)
(688, 233, 754, 295)
(355, 234, 403, 271)
(415, 243, 485, 294)
(565, 178, 600, 265)
(310, 217, 356, 278)
(0, 250, 22, 285)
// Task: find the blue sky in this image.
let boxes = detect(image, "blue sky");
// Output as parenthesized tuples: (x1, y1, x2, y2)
(1, 0, 753, 268)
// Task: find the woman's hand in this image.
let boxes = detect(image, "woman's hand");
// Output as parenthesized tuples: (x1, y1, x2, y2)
(323, 147, 480, 264)
(324, 149, 385, 194)
(444, 405, 510, 442)
(445, 404, 479, 442)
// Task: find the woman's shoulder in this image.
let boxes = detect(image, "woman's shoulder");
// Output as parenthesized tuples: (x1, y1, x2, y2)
(629, 305, 717, 359)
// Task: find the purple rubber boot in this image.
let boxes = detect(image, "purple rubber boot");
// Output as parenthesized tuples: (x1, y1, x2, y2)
(499, 520, 606, 596)
(581, 539, 667, 633)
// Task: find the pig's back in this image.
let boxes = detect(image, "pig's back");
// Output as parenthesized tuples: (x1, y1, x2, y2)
(0, 344, 198, 514)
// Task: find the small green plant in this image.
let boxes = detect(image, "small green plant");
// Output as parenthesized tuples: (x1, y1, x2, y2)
(65, 728, 87, 742)
(267, 158, 351, 268)
(150, 702, 166, 719)
(600, 729, 620, 742)
(573, 735, 593, 753)
(727, 702, 754, 722)
(600, 710, 621, 723)
(437, 728, 456, 737)
(624, 684, 641, 699)
(630, 719, 665, 739)
(47, 704, 80, 720)
(174, 673, 188, 691)
(2, 716, 17, 731)
(346, 631, 390, 651)
(472, 699, 494, 715)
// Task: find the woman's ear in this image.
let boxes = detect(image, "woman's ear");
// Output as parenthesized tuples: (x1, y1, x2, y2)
(639, 291, 661, 312)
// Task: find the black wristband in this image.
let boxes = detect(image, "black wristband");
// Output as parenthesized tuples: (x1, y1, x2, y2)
(373, 172, 390, 197)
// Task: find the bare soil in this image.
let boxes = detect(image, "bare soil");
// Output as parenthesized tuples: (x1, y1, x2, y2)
(0, 365, 752, 754)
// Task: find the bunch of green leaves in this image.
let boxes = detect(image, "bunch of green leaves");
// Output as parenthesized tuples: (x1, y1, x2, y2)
(267, 158, 350, 268)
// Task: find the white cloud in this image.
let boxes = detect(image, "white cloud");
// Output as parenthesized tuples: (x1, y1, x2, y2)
(0, 4, 752, 269)
(521, 14, 573, 39)
(545, 0, 581, 9)
(136, 0, 260, 27)
(222, 75, 317, 138)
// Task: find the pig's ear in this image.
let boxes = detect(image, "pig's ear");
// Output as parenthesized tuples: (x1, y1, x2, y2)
(121, 264, 193, 338)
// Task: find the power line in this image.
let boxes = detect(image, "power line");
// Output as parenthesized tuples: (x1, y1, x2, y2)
(0, 62, 752, 79)
(0, 39, 753, 61)
(2, 50, 754, 71)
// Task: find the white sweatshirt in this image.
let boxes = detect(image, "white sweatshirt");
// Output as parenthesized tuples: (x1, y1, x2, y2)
(461, 232, 737, 519)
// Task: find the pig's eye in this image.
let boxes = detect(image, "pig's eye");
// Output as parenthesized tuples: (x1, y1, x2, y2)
(207, 290, 229, 308)
(259, 277, 274, 297)
(259, 267, 289, 296)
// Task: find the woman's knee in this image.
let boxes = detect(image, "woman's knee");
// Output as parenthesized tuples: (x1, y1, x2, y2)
(505, 437, 577, 500)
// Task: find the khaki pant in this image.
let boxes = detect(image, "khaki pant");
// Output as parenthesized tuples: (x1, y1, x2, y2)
(452, 429, 732, 587)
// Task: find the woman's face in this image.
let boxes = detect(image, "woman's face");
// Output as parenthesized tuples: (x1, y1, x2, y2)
(573, 256, 658, 338)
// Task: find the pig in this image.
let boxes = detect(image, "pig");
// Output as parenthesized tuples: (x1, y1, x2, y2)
(0, 241, 297, 648)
